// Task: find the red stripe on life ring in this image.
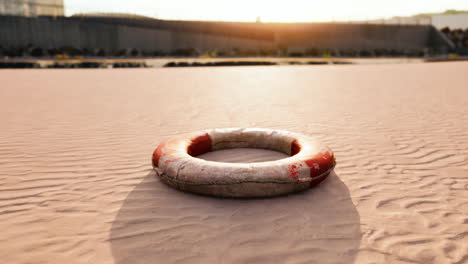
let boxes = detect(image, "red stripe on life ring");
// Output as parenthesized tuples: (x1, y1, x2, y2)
(187, 133, 212, 157)
(291, 139, 301, 156)
(152, 143, 165, 168)
(303, 147, 335, 187)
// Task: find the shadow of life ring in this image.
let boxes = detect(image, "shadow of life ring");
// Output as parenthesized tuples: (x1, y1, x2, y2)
(152, 128, 336, 198)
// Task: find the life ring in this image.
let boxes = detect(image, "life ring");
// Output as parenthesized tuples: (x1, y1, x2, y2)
(152, 128, 336, 198)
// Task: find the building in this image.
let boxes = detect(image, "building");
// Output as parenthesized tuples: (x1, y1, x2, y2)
(431, 14, 468, 29)
(0, 0, 64, 17)
(358, 17, 431, 26)
(356, 12, 468, 30)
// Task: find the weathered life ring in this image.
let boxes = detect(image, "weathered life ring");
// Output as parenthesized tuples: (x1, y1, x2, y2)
(152, 128, 336, 198)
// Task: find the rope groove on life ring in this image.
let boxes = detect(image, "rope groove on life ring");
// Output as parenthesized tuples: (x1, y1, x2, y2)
(152, 128, 336, 198)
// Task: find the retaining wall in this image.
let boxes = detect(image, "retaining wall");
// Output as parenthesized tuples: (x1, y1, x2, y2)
(0, 15, 453, 54)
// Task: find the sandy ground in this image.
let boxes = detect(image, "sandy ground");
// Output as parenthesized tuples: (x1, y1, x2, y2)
(2, 57, 428, 68)
(0, 62, 467, 264)
(198, 148, 289, 163)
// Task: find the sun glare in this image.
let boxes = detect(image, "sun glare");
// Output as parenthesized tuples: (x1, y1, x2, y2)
(156, 0, 371, 22)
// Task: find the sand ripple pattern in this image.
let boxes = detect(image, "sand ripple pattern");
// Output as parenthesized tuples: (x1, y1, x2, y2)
(0, 62, 467, 264)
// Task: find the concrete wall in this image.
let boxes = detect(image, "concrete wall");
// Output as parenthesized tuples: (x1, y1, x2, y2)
(274, 23, 435, 51)
(0, 15, 453, 54)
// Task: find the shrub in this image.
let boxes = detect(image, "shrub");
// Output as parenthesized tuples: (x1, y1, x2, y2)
(259, 48, 276, 57)
(288, 52, 304, 57)
(171, 48, 198, 57)
(341, 49, 357, 57)
(130, 48, 140, 57)
(152, 50, 166, 57)
(322, 50, 331, 58)
(60, 46, 82, 56)
(216, 50, 229, 57)
(47, 48, 58, 57)
(4, 46, 25, 57)
(115, 49, 127, 57)
(31, 48, 44, 57)
(96, 49, 106, 57)
(278, 46, 288, 57)
(81, 48, 92, 57)
(305, 48, 319, 57)
(359, 50, 372, 57)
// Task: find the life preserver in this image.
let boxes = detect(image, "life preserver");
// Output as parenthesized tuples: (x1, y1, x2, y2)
(152, 128, 336, 198)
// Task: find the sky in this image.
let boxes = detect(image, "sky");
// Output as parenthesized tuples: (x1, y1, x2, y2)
(64, 0, 468, 22)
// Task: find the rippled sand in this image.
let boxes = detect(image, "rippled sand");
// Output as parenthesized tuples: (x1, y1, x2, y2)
(0, 62, 467, 264)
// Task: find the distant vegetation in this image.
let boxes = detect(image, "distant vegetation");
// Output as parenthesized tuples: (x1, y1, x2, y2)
(389, 9, 468, 20)
(72, 13, 155, 20)
(413, 9, 468, 18)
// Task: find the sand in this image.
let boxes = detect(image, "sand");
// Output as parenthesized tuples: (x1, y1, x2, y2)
(0, 62, 467, 264)
(198, 148, 289, 163)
